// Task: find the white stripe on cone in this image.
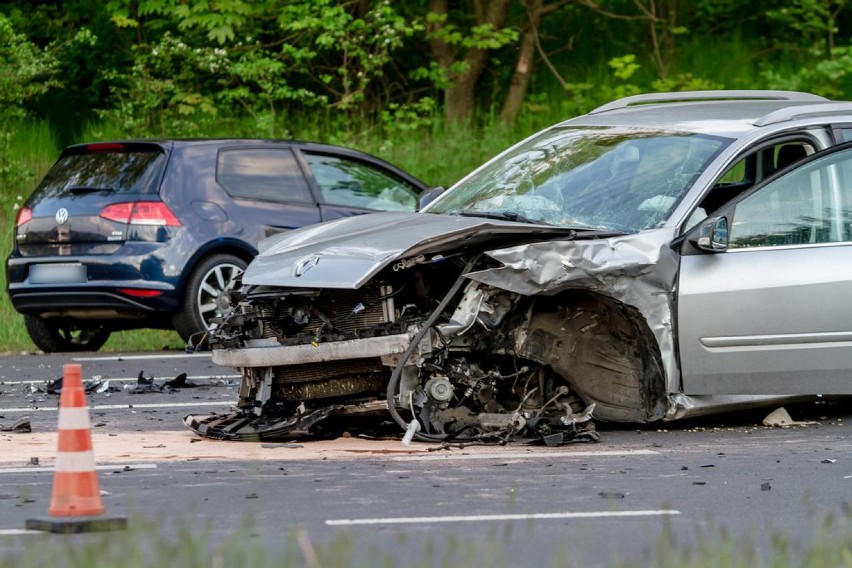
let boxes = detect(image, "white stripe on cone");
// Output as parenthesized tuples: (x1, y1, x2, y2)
(54, 450, 97, 473)
(57, 407, 92, 430)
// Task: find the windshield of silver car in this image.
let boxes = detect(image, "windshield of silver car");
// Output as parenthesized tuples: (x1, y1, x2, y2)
(427, 127, 731, 232)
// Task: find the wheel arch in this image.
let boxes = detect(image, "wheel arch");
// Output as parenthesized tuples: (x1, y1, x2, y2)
(511, 289, 669, 423)
(175, 238, 257, 299)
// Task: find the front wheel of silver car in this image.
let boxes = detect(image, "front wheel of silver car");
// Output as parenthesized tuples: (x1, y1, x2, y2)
(174, 253, 247, 344)
(23, 315, 111, 353)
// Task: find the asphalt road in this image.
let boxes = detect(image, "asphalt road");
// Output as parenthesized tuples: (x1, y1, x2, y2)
(1, 350, 851, 566)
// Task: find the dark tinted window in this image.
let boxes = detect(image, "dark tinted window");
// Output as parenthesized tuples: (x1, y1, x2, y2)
(217, 148, 312, 203)
(36, 150, 166, 197)
(304, 153, 417, 211)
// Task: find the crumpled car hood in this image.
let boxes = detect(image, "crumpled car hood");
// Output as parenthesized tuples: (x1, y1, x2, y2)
(243, 211, 570, 288)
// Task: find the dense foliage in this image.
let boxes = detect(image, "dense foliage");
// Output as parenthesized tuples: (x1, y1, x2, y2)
(2, 0, 852, 142)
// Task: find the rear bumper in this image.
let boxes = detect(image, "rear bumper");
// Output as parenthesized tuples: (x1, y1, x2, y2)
(6, 245, 182, 317)
(9, 289, 176, 314)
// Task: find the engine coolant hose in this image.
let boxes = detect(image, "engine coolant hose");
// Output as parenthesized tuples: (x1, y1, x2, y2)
(385, 254, 481, 443)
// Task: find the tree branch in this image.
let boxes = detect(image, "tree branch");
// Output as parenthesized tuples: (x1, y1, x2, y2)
(576, 0, 650, 22)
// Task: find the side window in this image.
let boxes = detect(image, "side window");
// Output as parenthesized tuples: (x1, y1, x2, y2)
(217, 148, 312, 203)
(687, 140, 815, 229)
(729, 149, 852, 248)
(715, 158, 747, 186)
(303, 154, 417, 211)
(834, 128, 852, 143)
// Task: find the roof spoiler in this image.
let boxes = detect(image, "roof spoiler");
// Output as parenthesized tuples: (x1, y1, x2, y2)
(589, 90, 828, 115)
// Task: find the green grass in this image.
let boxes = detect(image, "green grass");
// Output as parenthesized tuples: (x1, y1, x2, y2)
(4, 512, 852, 567)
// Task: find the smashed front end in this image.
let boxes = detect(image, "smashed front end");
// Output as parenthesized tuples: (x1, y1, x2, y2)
(195, 249, 605, 444)
(189, 210, 679, 444)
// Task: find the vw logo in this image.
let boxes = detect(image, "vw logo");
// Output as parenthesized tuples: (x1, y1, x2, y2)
(55, 208, 69, 225)
(294, 254, 321, 277)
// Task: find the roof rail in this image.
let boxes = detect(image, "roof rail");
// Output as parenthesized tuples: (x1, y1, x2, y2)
(753, 102, 852, 126)
(588, 90, 828, 115)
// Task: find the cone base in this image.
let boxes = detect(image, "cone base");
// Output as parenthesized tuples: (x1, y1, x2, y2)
(25, 515, 127, 534)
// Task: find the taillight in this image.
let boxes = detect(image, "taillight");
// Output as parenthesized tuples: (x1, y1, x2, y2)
(118, 288, 163, 298)
(15, 207, 32, 227)
(100, 202, 181, 226)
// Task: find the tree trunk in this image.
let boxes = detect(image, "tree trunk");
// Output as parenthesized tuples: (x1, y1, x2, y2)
(428, 0, 511, 126)
(499, 0, 544, 124)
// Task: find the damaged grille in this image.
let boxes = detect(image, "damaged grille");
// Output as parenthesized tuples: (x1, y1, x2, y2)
(258, 285, 394, 341)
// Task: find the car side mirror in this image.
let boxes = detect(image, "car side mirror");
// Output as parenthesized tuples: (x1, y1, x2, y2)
(418, 186, 445, 210)
(691, 216, 729, 253)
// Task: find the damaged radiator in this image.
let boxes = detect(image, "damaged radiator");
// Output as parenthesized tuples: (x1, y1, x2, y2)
(258, 285, 394, 340)
(272, 358, 387, 401)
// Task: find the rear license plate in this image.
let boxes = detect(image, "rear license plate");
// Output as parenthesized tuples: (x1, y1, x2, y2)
(29, 263, 87, 284)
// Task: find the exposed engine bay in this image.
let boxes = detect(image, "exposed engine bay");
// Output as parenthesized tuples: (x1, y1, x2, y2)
(188, 252, 609, 445)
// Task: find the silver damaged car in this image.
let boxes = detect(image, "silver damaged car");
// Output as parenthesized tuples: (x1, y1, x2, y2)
(190, 90, 852, 443)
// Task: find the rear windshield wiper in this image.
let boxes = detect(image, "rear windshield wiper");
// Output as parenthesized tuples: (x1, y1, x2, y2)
(455, 209, 552, 226)
(67, 186, 112, 194)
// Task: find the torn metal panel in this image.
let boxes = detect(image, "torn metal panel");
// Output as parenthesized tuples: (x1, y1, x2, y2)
(668, 393, 818, 421)
(466, 228, 682, 414)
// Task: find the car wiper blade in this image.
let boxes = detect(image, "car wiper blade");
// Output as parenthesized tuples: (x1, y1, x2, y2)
(67, 186, 112, 194)
(455, 209, 552, 225)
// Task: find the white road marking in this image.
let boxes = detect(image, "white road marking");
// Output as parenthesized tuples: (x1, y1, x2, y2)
(0, 463, 158, 474)
(326, 509, 681, 526)
(0, 374, 240, 386)
(391, 449, 660, 461)
(0, 529, 42, 536)
(72, 353, 213, 361)
(0, 401, 232, 413)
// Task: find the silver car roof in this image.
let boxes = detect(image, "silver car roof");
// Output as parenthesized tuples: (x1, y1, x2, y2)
(562, 99, 852, 138)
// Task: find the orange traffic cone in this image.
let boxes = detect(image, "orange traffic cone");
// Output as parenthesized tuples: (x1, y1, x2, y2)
(26, 363, 126, 533)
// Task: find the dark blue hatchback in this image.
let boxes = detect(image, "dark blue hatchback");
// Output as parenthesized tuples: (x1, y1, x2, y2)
(6, 139, 427, 352)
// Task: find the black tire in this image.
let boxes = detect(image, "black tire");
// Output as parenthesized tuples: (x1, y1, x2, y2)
(173, 253, 247, 343)
(23, 315, 111, 353)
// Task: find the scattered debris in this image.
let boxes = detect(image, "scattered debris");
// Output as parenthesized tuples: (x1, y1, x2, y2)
(761, 482, 771, 491)
(45, 377, 62, 395)
(762, 407, 816, 428)
(43, 377, 115, 395)
(165, 373, 197, 389)
(129, 370, 163, 394)
(598, 492, 625, 499)
(0, 416, 31, 433)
